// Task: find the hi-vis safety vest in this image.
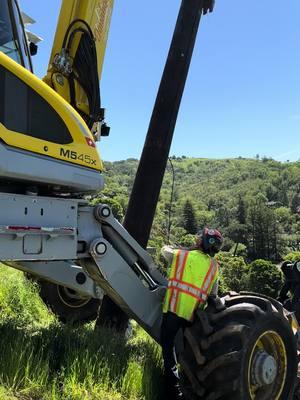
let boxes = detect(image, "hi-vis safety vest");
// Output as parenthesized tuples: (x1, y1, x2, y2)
(163, 249, 218, 321)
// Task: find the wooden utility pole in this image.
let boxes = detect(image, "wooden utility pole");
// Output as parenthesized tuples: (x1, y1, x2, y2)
(123, 0, 214, 248)
(98, 0, 214, 332)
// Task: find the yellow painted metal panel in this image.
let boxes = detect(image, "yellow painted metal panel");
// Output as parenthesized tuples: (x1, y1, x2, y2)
(0, 52, 103, 171)
(44, 0, 114, 109)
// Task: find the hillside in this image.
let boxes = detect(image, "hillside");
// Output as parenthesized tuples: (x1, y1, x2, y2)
(1, 157, 299, 399)
(98, 157, 300, 261)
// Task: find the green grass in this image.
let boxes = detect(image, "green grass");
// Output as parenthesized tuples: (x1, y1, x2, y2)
(0, 265, 164, 400)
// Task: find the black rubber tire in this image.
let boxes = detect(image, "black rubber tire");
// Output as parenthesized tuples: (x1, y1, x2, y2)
(39, 280, 101, 324)
(179, 292, 298, 400)
(294, 378, 300, 400)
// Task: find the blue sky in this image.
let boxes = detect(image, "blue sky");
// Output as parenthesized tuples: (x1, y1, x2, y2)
(21, 1, 300, 162)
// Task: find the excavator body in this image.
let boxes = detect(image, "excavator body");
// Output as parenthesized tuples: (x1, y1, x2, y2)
(0, 52, 103, 193)
(0, 0, 108, 194)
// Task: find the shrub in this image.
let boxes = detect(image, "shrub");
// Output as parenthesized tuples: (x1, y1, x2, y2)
(216, 252, 248, 293)
(179, 234, 196, 248)
(247, 259, 283, 298)
(229, 243, 247, 258)
(283, 251, 300, 263)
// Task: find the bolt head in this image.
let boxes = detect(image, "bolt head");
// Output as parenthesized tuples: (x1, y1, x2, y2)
(101, 207, 111, 217)
(95, 242, 107, 255)
(76, 272, 87, 285)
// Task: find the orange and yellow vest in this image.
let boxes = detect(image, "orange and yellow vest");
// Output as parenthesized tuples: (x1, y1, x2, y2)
(163, 249, 218, 321)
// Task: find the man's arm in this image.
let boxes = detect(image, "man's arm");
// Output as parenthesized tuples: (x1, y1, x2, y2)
(161, 245, 176, 265)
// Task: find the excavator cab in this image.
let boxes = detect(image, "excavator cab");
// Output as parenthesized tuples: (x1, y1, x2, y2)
(0, 0, 32, 70)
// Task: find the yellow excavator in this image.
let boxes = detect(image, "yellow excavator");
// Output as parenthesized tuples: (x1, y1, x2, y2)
(0, 0, 108, 193)
(0, 1, 299, 399)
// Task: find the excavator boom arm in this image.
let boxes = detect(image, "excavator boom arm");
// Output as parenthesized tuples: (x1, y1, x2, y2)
(44, 0, 114, 134)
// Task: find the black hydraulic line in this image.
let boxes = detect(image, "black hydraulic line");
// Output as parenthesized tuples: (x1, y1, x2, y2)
(167, 157, 175, 245)
(123, 0, 214, 248)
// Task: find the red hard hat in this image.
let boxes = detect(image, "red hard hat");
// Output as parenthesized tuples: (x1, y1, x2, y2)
(200, 228, 223, 255)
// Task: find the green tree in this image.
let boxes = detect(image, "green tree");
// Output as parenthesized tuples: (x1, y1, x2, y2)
(237, 195, 247, 224)
(275, 207, 292, 233)
(248, 198, 279, 260)
(247, 259, 283, 297)
(198, 210, 215, 229)
(266, 184, 278, 202)
(182, 199, 198, 234)
(215, 205, 231, 227)
(226, 222, 248, 246)
(273, 172, 289, 206)
(230, 243, 247, 258)
(291, 193, 300, 214)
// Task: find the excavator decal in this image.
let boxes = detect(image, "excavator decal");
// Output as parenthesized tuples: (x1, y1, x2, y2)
(60, 147, 97, 166)
(94, 0, 113, 42)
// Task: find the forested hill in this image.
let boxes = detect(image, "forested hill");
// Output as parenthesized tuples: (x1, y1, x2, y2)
(95, 157, 300, 262)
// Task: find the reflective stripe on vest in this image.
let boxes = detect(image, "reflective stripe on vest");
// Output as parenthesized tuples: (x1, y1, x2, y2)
(163, 249, 218, 320)
(202, 258, 218, 294)
(169, 250, 189, 313)
(168, 279, 207, 303)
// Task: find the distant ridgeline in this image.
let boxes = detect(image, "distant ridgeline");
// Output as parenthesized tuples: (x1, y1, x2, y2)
(93, 157, 300, 262)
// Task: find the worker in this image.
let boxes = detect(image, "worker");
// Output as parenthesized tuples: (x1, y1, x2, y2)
(160, 227, 223, 399)
(278, 260, 300, 322)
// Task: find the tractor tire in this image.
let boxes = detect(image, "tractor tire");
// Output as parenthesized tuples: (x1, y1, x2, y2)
(179, 292, 298, 400)
(294, 378, 300, 400)
(39, 280, 101, 324)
